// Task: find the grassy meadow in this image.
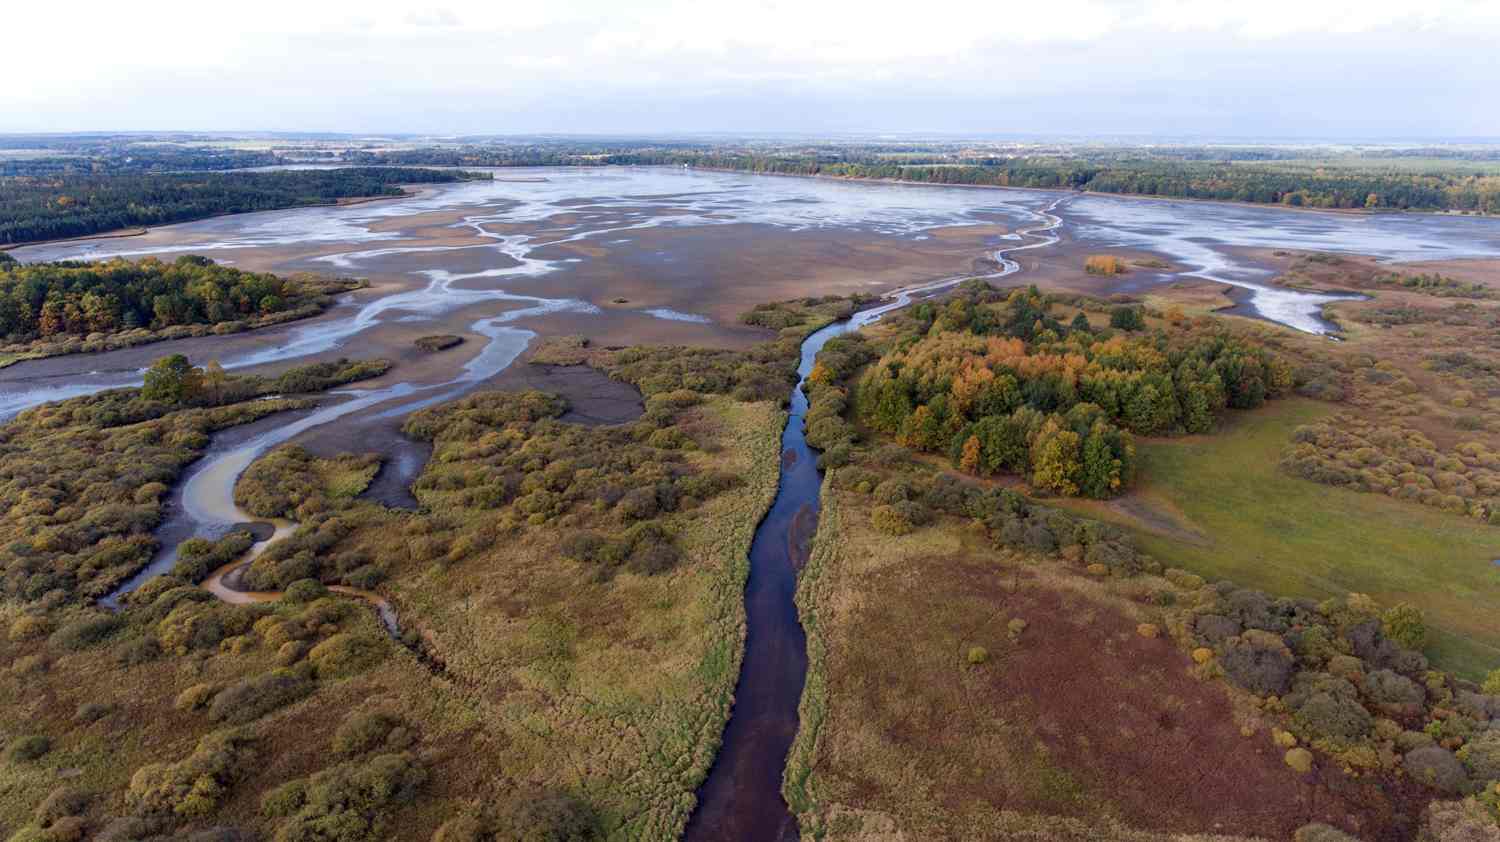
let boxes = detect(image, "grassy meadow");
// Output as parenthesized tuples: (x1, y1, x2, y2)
(1067, 398, 1500, 678)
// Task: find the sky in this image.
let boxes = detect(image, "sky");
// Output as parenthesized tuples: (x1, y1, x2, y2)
(4, 0, 1499, 138)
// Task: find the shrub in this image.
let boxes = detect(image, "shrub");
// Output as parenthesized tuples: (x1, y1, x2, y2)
(272, 753, 426, 842)
(1291, 684, 1373, 742)
(208, 671, 312, 725)
(34, 786, 89, 828)
(1482, 668, 1500, 695)
(1456, 730, 1500, 782)
(261, 779, 308, 818)
(481, 790, 603, 842)
(175, 683, 219, 712)
(1293, 824, 1360, 842)
(127, 730, 256, 818)
(284, 579, 328, 603)
(74, 701, 114, 723)
(1219, 631, 1296, 695)
(415, 335, 463, 352)
(967, 646, 989, 665)
(870, 504, 914, 536)
(332, 711, 413, 757)
(1364, 669, 1425, 708)
(116, 635, 163, 666)
(49, 613, 122, 650)
(1085, 255, 1129, 276)
(6, 734, 53, 762)
(307, 632, 385, 679)
(1108, 305, 1145, 330)
(172, 532, 254, 583)
(1381, 602, 1428, 651)
(8, 614, 51, 641)
(1404, 746, 1470, 794)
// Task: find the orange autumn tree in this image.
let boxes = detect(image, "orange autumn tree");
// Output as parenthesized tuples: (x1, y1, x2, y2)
(852, 284, 1286, 498)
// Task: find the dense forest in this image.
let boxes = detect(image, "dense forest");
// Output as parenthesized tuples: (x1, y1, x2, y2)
(339, 141, 1500, 212)
(0, 167, 488, 246)
(813, 283, 1289, 499)
(607, 151, 1500, 213)
(0, 255, 350, 341)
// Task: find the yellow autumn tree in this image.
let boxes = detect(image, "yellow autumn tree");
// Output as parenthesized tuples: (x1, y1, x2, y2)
(959, 435, 982, 474)
(1031, 417, 1082, 496)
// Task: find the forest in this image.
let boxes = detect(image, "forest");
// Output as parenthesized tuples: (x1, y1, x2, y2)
(607, 151, 1500, 213)
(0, 167, 488, 246)
(825, 284, 1289, 500)
(341, 140, 1500, 212)
(0, 255, 351, 343)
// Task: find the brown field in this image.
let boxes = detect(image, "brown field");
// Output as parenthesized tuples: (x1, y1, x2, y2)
(789, 482, 1435, 842)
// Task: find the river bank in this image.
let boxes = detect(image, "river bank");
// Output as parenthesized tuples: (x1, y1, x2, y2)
(684, 197, 1062, 839)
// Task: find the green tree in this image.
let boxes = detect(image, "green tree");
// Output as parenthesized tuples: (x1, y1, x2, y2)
(1031, 417, 1082, 496)
(142, 354, 203, 404)
(1109, 306, 1144, 331)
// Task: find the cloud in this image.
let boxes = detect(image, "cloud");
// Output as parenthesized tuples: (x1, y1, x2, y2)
(2, 0, 1496, 135)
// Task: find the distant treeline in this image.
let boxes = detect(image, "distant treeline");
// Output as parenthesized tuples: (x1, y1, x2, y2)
(0, 148, 279, 177)
(0, 167, 490, 246)
(605, 153, 1500, 213)
(335, 143, 1500, 213)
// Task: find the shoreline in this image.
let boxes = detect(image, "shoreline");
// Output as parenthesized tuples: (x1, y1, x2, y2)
(668, 164, 1495, 219)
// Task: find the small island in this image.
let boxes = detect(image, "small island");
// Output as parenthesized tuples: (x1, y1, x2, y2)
(413, 334, 464, 352)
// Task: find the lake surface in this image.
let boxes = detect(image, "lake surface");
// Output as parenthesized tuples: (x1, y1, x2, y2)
(7, 168, 1500, 423)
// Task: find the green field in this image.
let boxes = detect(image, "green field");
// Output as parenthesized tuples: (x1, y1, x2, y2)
(1077, 399, 1500, 679)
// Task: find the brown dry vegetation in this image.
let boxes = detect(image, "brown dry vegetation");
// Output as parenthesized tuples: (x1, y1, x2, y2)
(788, 288, 1500, 841)
(788, 462, 1485, 842)
(0, 295, 861, 841)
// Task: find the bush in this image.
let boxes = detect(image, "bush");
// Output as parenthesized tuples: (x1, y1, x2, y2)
(1364, 669, 1425, 708)
(34, 786, 89, 827)
(1456, 730, 1500, 782)
(870, 504, 914, 536)
(1108, 305, 1145, 330)
(208, 671, 313, 725)
(74, 701, 114, 723)
(1085, 255, 1129, 276)
(8, 614, 51, 641)
(1404, 746, 1470, 794)
(172, 532, 255, 583)
(1218, 631, 1296, 695)
(332, 711, 413, 757)
(1381, 602, 1428, 651)
(1291, 683, 1373, 742)
(1482, 668, 1500, 695)
(307, 632, 385, 679)
(967, 646, 989, 665)
(49, 613, 122, 650)
(6, 734, 53, 762)
(175, 683, 219, 712)
(415, 335, 463, 352)
(272, 753, 426, 842)
(284, 579, 328, 603)
(1293, 824, 1361, 842)
(127, 730, 256, 818)
(116, 635, 163, 666)
(261, 779, 308, 819)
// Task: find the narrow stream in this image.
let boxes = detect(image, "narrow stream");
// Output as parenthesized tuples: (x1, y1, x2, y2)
(682, 200, 1061, 839)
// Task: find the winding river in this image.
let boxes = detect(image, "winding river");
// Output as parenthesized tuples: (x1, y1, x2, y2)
(683, 199, 1062, 840)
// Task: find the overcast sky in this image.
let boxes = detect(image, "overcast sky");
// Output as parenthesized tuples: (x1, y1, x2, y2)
(5, 0, 1499, 138)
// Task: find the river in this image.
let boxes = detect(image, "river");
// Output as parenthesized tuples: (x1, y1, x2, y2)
(682, 198, 1059, 839)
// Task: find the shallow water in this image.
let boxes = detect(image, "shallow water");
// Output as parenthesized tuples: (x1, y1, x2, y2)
(9, 169, 1500, 419)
